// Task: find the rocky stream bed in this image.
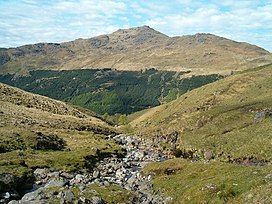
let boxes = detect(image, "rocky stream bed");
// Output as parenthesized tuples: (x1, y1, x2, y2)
(1, 134, 172, 204)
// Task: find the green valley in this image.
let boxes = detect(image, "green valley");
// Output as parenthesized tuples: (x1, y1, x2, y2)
(0, 69, 221, 115)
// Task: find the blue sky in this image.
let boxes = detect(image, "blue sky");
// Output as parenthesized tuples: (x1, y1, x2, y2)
(0, 0, 271, 51)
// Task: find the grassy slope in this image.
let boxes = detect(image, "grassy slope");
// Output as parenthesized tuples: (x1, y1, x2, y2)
(131, 64, 272, 203)
(0, 83, 132, 201)
(0, 83, 120, 176)
(131, 64, 272, 162)
(143, 159, 272, 204)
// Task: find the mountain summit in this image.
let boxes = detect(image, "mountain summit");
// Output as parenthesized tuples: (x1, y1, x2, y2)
(0, 26, 271, 75)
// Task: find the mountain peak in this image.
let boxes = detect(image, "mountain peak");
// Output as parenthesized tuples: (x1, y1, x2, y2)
(111, 25, 168, 38)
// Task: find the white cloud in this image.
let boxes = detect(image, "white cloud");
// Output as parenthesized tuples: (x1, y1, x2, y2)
(0, 0, 271, 51)
(144, 1, 272, 51)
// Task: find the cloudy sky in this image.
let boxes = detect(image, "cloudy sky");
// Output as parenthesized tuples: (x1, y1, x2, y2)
(0, 0, 271, 51)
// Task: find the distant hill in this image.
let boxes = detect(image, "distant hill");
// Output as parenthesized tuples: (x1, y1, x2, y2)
(0, 26, 271, 76)
(131, 64, 272, 164)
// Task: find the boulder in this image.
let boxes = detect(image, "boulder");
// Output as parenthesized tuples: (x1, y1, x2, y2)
(8, 200, 19, 204)
(64, 190, 75, 203)
(44, 179, 67, 188)
(93, 171, 100, 179)
(21, 187, 44, 202)
(91, 196, 104, 204)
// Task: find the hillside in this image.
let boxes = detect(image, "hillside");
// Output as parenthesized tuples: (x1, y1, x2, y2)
(0, 26, 271, 76)
(0, 83, 125, 196)
(0, 69, 221, 115)
(131, 64, 272, 163)
(0, 82, 112, 132)
(130, 64, 272, 203)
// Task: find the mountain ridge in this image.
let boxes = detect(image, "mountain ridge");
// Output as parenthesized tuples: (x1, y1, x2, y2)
(1, 25, 271, 76)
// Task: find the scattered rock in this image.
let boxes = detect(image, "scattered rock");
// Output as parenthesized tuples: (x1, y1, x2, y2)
(8, 200, 19, 204)
(264, 172, 272, 183)
(64, 190, 75, 203)
(12, 134, 170, 204)
(21, 187, 44, 202)
(93, 171, 100, 179)
(204, 150, 214, 160)
(60, 172, 74, 179)
(34, 168, 49, 180)
(1, 192, 10, 199)
(91, 196, 104, 204)
(254, 111, 266, 123)
(202, 184, 217, 191)
(44, 179, 67, 188)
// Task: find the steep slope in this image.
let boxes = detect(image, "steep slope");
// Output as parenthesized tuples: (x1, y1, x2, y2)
(0, 82, 111, 132)
(0, 83, 122, 189)
(0, 26, 271, 76)
(131, 64, 272, 163)
(130, 64, 272, 203)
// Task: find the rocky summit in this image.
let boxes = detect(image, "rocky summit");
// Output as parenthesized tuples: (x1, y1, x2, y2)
(0, 26, 271, 76)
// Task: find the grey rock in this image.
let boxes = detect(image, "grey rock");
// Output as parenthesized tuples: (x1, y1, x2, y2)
(75, 174, 84, 181)
(202, 183, 217, 190)
(34, 168, 49, 179)
(64, 190, 75, 203)
(204, 149, 214, 160)
(21, 188, 44, 202)
(44, 179, 67, 188)
(103, 181, 110, 186)
(8, 200, 19, 204)
(79, 185, 86, 192)
(60, 172, 74, 179)
(264, 172, 272, 183)
(47, 171, 60, 178)
(91, 196, 104, 204)
(164, 196, 173, 203)
(254, 111, 266, 123)
(79, 196, 90, 203)
(134, 151, 145, 160)
(93, 171, 100, 178)
(1, 192, 10, 199)
(127, 174, 137, 186)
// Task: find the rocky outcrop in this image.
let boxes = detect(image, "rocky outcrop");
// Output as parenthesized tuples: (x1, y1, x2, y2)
(0, 50, 10, 65)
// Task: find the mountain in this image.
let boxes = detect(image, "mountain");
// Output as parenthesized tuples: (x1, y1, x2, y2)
(0, 26, 271, 76)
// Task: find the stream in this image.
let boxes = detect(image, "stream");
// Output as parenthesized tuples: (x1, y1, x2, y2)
(4, 134, 172, 204)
